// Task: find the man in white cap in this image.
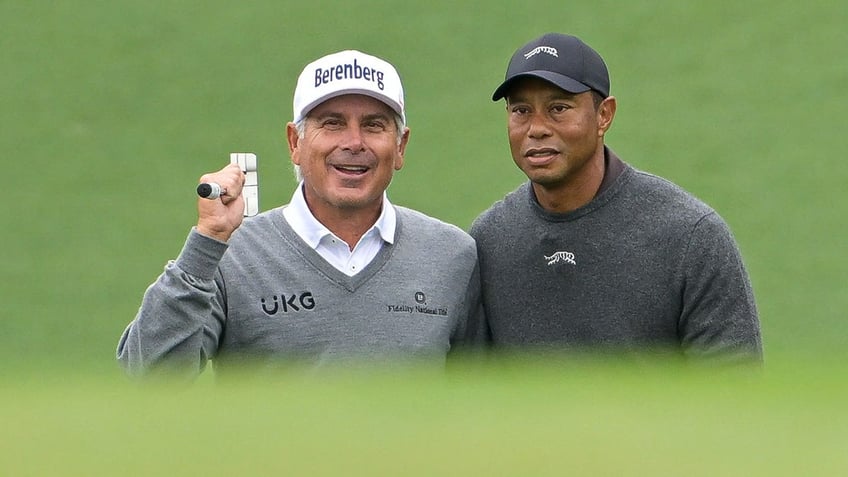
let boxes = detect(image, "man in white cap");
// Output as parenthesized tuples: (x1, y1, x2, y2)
(118, 50, 485, 378)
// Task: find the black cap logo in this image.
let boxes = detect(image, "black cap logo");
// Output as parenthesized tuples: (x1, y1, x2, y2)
(524, 46, 558, 60)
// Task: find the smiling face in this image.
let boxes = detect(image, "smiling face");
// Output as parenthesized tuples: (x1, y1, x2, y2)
(505, 76, 615, 211)
(287, 94, 409, 221)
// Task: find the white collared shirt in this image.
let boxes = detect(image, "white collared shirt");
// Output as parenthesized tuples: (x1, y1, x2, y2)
(282, 182, 396, 276)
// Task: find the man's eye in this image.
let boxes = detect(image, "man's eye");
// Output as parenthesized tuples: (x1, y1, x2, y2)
(551, 104, 569, 113)
(364, 121, 386, 131)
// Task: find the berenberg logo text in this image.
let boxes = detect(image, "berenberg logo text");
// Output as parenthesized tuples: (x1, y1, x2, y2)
(314, 59, 385, 90)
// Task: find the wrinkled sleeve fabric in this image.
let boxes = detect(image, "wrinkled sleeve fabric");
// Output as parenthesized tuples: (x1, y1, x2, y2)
(116, 229, 228, 379)
(451, 260, 490, 348)
(678, 212, 763, 364)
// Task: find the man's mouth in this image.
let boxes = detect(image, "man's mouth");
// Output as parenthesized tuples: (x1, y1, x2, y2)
(524, 148, 559, 164)
(333, 164, 370, 175)
(526, 148, 559, 157)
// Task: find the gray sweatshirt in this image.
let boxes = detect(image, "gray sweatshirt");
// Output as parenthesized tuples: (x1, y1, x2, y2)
(470, 149, 762, 362)
(117, 206, 484, 377)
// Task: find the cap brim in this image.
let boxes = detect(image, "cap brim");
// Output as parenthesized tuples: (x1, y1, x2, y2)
(298, 89, 405, 123)
(491, 71, 592, 101)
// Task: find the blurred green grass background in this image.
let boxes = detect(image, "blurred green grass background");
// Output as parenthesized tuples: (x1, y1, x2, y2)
(2, 0, 846, 474)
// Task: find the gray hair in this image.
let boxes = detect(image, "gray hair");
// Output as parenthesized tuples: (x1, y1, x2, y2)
(292, 112, 406, 182)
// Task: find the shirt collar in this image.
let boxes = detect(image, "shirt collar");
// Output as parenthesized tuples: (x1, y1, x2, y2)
(282, 182, 396, 249)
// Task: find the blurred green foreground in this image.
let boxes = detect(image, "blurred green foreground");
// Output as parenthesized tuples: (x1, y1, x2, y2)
(3, 356, 846, 476)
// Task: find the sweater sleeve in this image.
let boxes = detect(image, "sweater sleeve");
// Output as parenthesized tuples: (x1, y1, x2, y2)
(677, 212, 763, 364)
(116, 228, 228, 379)
(446, 258, 491, 370)
(451, 260, 490, 347)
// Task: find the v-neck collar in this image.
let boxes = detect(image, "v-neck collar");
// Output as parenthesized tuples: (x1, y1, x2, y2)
(271, 207, 399, 292)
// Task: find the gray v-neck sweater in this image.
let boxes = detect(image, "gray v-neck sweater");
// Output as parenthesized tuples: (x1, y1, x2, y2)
(117, 205, 483, 377)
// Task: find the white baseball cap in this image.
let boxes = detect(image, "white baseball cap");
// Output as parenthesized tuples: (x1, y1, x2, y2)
(292, 50, 406, 124)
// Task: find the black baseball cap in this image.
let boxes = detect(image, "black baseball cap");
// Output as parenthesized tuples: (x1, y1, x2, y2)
(492, 33, 610, 101)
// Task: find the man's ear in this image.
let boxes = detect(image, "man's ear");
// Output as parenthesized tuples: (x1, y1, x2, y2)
(394, 126, 410, 171)
(395, 127, 409, 171)
(598, 96, 616, 136)
(286, 122, 300, 165)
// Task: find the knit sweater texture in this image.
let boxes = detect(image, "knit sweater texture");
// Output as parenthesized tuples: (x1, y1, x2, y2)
(470, 149, 762, 361)
(117, 205, 483, 377)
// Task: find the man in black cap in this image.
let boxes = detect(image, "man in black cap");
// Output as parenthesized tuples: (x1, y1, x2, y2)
(470, 33, 763, 363)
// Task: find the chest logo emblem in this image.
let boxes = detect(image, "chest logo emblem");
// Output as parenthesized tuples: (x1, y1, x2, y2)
(545, 251, 576, 266)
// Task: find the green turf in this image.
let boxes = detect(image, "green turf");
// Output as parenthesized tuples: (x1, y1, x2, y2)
(3, 358, 847, 476)
(1, 0, 846, 473)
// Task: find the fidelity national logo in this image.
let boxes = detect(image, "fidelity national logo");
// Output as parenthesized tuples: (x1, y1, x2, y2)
(386, 291, 448, 317)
